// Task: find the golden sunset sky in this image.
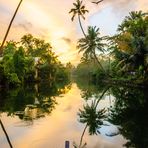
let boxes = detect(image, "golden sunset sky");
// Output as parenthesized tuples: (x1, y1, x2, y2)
(0, 0, 147, 65)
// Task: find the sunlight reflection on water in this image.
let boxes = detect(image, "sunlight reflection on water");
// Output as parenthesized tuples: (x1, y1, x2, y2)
(0, 83, 126, 148)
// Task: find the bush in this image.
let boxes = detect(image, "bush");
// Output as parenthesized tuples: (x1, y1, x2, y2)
(8, 73, 21, 85)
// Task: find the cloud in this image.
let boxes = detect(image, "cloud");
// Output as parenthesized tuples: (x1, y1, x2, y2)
(14, 21, 33, 31)
(61, 37, 72, 44)
(88, 0, 148, 36)
(136, 0, 148, 11)
(62, 105, 72, 112)
(89, 0, 147, 15)
(0, 0, 147, 65)
(0, 4, 10, 14)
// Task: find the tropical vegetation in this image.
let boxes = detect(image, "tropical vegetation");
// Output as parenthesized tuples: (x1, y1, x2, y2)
(69, 1, 148, 147)
(72, 10, 148, 85)
(0, 0, 148, 147)
(0, 34, 70, 87)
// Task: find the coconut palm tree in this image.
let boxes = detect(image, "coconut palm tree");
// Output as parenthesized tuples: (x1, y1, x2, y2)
(69, 0, 89, 37)
(77, 26, 106, 72)
(118, 11, 147, 33)
(0, 0, 23, 55)
(115, 11, 148, 75)
(78, 101, 106, 147)
(73, 141, 87, 148)
(77, 88, 108, 147)
(78, 101, 106, 135)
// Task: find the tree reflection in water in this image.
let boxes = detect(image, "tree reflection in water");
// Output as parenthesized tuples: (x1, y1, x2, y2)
(74, 79, 109, 148)
(0, 119, 13, 148)
(108, 86, 148, 148)
(0, 81, 71, 125)
(75, 78, 148, 148)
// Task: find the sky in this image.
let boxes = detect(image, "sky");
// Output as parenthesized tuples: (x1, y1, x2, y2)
(0, 0, 148, 65)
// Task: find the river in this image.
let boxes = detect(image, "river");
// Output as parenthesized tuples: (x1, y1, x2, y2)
(0, 81, 147, 148)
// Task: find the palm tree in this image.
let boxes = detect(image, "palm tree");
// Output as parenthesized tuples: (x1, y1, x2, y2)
(78, 102, 106, 147)
(77, 26, 106, 72)
(69, 0, 89, 37)
(118, 11, 147, 33)
(115, 11, 148, 75)
(0, 0, 23, 55)
(78, 88, 108, 147)
(73, 141, 87, 148)
(78, 101, 106, 134)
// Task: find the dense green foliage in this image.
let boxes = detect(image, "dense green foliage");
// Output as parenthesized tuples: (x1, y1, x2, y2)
(0, 34, 70, 87)
(73, 11, 148, 84)
(70, 4, 148, 147)
(109, 11, 148, 80)
(108, 86, 148, 148)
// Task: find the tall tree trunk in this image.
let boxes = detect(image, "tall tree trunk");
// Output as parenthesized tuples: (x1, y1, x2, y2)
(0, 119, 13, 148)
(78, 15, 86, 38)
(0, 0, 23, 55)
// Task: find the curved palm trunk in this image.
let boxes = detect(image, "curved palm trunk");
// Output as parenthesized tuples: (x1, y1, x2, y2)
(0, 119, 13, 148)
(79, 124, 87, 147)
(0, 0, 23, 55)
(95, 87, 109, 109)
(93, 51, 106, 73)
(78, 15, 86, 38)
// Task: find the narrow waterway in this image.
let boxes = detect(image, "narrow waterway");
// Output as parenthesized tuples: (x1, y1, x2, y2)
(0, 83, 131, 148)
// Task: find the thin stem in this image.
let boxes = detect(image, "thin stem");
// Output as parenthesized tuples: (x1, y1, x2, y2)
(109, 55, 110, 74)
(79, 124, 87, 147)
(95, 87, 109, 109)
(0, 119, 13, 148)
(0, 0, 23, 55)
(109, 88, 111, 106)
(78, 15, 86, 38)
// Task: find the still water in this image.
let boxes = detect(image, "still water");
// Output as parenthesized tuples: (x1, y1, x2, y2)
(0, 81, 147, 148)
